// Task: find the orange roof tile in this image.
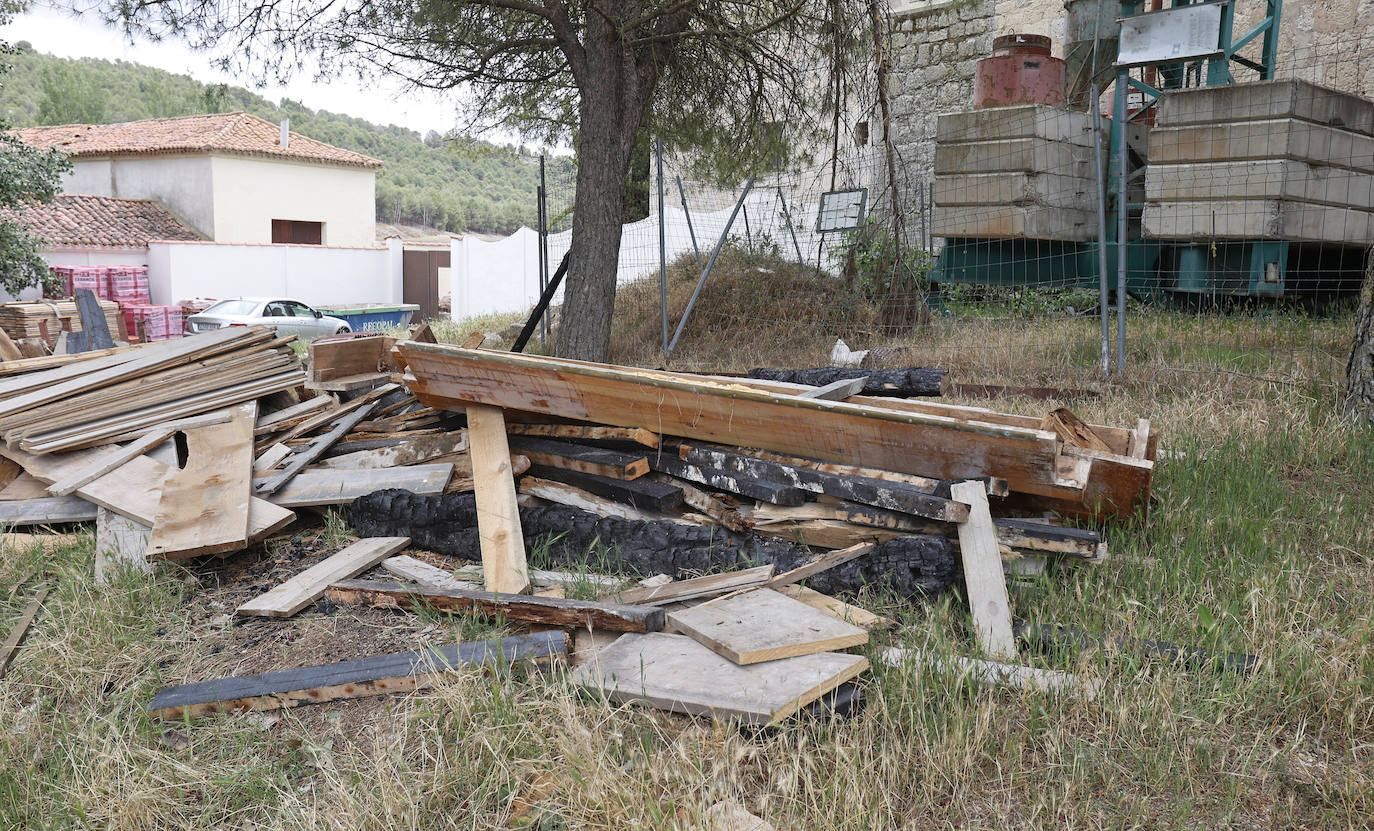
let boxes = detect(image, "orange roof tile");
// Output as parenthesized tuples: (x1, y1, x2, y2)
(13, 112, 383, 169)
(2, 194, 203, 248)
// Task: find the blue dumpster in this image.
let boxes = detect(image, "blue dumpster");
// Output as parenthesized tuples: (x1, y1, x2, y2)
(315, 303, 420, 332)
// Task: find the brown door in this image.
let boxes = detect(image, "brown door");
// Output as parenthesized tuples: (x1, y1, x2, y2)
(402, 249, 447, 321)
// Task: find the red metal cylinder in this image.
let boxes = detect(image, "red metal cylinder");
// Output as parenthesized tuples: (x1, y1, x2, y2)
(974, 34, 1067, 109)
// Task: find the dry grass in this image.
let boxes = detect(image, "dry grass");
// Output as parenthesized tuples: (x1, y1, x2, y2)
(3, 261, 1373, 828)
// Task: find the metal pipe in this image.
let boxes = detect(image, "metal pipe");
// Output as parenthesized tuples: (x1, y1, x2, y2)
(512, 251, 571, 353)
(777, 186, 804, 264)
(537, 155, 549, 348)
(676, 176, 703, 271)
(1115, 68, 1129, 377)
(667, 176, 756, 356)
(1090, 84, 1110, 379)
(656, 138, 668, 354)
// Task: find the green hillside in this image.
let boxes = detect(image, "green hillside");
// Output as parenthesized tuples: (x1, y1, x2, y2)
(0, 44, 574, 235)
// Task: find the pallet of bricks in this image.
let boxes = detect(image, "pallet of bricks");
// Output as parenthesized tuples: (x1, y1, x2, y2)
(47, 264, 182, 342)
(310, 341, 1160, 722)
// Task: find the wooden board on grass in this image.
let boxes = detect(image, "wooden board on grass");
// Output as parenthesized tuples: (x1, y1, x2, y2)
(380, 555, 480, 591)
(236, 537, 410, 618)
(573, 631, 868, 724)
(667, 588, 867, 665)
(467, 404, 529, 595)
(950, 480, 1016, 661)
(148, 631, 569, 720)
(94, 508, 151, 584)
(613, 566, 775, 606)
(149, 403, 257, 560)
(326, 578, 665, 633)
(776, 585, 890, 630)
(0, 495, 98, 525)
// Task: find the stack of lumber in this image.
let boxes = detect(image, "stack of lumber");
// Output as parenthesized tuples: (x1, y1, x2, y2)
(0, 299, 122, 341)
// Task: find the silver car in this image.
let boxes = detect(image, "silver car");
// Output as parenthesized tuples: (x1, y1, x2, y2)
(184, 297, 351, 339)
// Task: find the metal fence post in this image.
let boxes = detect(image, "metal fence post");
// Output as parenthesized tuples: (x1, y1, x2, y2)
(676, 176, 703, 271)
(667, 177, 756, 357)
(1115, 68, 1129, 377)
(657, 138, 668, 354)
(776, 187, 805, 265)
(537, 156, 549, 348)
(1090, 84, 1110, 379)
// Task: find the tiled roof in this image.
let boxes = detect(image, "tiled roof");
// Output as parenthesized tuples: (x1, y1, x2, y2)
(2, 194, 203, 248)
(13, 112, 383, 169)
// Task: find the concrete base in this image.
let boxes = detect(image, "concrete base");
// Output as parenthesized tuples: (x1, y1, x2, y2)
(936, 105, 1093, 145)
(1156, 80, 1374, 137)
(933, 204, 1096, 242)
(934, 137, 1096, 176)
(1142, 200, 1374, 244)
(936, 172, 1096, 208)
(1145, 160, 1374, 210)
(1150, 119, 1374, 174)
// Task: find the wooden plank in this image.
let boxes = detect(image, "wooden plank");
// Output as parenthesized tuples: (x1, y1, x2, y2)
(98, 410, 235, 445)
(254, 393, 334, 434)
(677, 443, 969, 522)
(517, 476, 689, 524)
(878, 647, 1101, 701)
(267, 464, 452, 508)
(760, 542, 876, 590)
(0, 532, 82, 553)
(74, 289, 115, 350)
(1129, 418, 1151, 459)
(451, 564, 626, 593)
(507, 436, 649, 480)
(506, 423, 661, 448)
(94, 508, 151, 585)
(398, 344, 1072, 501)
(0, 473, 52, 501)
(646, 474, 751, 533)
(46, 428, 180, 497)
(648, 455, 806, 506)
(668, 588, 867, 665)
(314, 431, 468, 470)
(253, 443, 292, 473)
(147, 631, 569, 720)
(1041, 407, 1113, 453)
(149, 403, 257, 560)
(776, 585, 890, 630)
(525, 464, 683, 512)
(750, 518, 900, 550)
(685, 444, 1008, 496)
(379, 555, 480, 591)
(572, 631, 868, 724)
(797, 376, 868, 400)
(236, 537, 410, 618)
(0, 495, 98, 525)
(254, 402, 379, 495)
(0, 327, 22, 362)
(466, 404, 529, 595)
(950, 480, 1016, 661)
(326, 579, 665, 633)
(612, 566, 775, 606)
(0, 586, 49, 680)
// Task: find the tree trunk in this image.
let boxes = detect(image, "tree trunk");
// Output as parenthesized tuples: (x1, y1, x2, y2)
(556, 12, 655, 362)
(1346, 249, 1374, 420)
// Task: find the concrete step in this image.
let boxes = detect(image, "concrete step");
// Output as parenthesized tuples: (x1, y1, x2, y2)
(936, 105, 1094, 146)
(933, 204, 1097, 242)
(1145, 160, 1374, 210)
(934, 138, 1096, 176)
(1156, 80, 1374, 137)
(1150, 119, 1374, 173)
(935, 172, 1097, 208)
(1142, 200, 1374, 244)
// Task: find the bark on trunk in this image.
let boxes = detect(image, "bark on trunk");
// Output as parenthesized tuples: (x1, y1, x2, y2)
(1346, 250, 1374, 421)
(556, 11, 656, 362)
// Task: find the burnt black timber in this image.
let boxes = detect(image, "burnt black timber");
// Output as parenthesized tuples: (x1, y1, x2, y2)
(747, 367, 947, 397)
(993, 518, 1099, 546)
(526, 464, 684, 512)
(327, 578, 665, 633)
(148, 631, 568, 720)
(677, 443, 967, 522)
(508, 436, 649, 479)
(834, 502, 1100, 556)
(1013, 620, 1257, 674)
(646, 454, 807, 506)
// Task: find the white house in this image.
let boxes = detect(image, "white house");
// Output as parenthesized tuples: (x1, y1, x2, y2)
(16, 112, 381, 247)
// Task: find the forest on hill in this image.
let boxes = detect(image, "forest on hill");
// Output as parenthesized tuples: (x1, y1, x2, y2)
(0, 45, 575, 235)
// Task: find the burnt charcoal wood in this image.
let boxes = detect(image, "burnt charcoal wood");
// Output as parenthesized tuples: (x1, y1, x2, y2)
(326, 578, 664, 632)
(677, 443, 967, 522)
(647, 454, 806, 506)
(835, 504, 1100, 557)
(349, 490, 956, 599)
(1013, 620, 1257, 674)
(747, 366, 947, 397)
(508, 436, 649, 479)
(147, 631, 568, 720)
(527, 464, 683, 512)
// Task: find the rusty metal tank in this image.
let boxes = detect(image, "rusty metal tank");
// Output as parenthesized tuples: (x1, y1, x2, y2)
(973, 34, 1067, 109)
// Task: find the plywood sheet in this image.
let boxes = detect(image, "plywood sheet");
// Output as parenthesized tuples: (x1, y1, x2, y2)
(149, 403, 256, 560)
(667, 589, 867, 665)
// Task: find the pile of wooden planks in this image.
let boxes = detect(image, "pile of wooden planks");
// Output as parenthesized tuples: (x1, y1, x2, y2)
(0, 299, 122, 341)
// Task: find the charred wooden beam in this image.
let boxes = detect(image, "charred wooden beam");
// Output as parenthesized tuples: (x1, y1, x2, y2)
(747, 367, 948, 397)
(507, 436, 649, 480)
(525, 464, 683, 512)
(646, 454, 806, 506)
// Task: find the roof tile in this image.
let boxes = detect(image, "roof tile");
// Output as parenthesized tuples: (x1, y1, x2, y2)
(2, 194, 203, 248)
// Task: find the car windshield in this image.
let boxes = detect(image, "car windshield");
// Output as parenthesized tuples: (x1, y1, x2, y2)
(202, 299, 261, 316)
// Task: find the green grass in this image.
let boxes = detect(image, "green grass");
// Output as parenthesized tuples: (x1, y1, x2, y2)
(2, 307, 1372, 828)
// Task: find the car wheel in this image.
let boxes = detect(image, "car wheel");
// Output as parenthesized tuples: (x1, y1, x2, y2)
(336, 326, 351, 334)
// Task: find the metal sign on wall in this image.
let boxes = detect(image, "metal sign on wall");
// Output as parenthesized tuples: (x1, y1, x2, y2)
(1116, 2, 1225, 67)
(815, 188, 868, 233)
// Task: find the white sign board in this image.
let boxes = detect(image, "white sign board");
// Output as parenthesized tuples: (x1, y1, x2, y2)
(1116, 2, 1224, 67)
(815, 189, 867, 233)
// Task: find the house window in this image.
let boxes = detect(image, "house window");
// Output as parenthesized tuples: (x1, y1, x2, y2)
(272, 219, 324, 245)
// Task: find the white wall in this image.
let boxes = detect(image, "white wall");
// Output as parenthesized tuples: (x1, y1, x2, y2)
(211, 155, 377, 247)
(0, 247, 150, 303)
(64, 156, 216, 238)
(147, 238, 402, 307)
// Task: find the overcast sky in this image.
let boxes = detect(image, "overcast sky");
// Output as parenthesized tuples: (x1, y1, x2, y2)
(1, 6, 463, 137)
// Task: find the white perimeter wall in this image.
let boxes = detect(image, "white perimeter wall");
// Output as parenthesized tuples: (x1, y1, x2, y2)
(147, 238, 402, 307)
(0, 247, 150, 303)
(449, 191, 838, 321)
(212, 156, 377, 247)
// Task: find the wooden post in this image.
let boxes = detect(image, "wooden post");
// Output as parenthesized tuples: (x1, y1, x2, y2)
(466, 404, 530, 594)
(950, 480, 1016, 661)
